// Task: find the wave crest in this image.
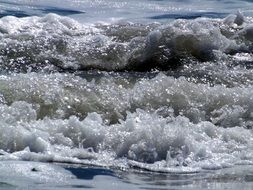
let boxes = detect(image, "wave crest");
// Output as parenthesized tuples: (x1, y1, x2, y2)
(0, 13, 252, 72)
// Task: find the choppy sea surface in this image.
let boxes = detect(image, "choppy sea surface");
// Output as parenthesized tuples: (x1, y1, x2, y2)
(0, 0, 253, 189)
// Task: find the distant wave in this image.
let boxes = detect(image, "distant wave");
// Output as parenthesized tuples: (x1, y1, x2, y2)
(0, 12, 251, 74)
(149, 12, 228, 20)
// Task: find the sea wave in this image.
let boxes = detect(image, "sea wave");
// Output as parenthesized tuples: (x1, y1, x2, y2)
(0, 73, 252, 172)
(0, 12, 253, 173)
(0, 12, 252, 73)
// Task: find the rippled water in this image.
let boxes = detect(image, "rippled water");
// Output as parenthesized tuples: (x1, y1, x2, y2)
(0, 0, 253, 189)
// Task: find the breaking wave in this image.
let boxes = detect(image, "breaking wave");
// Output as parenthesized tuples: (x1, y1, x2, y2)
(0, 12, 253, 173)
(0, 72, 252, 172)
(0, 12, 252, 73)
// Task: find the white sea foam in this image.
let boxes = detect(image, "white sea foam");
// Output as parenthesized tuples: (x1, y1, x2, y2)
(1, 2, 253, 190)
(0, 6, 252, 174)
(0, 161, 74, 182)
(0, 73, 252, 172)
(0, 13, 252, 73)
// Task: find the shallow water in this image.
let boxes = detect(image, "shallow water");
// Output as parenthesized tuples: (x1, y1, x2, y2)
(0, 0, 253, 189)
(0, 161, 253, 190)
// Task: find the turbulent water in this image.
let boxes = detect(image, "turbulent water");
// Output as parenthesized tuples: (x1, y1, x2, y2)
(0, 0, 253, 189)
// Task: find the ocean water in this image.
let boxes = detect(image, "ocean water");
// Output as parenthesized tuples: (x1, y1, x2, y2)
(0, 0, 253, 189)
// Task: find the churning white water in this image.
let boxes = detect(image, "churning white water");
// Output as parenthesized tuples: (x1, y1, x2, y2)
(0, 0, 252, 189)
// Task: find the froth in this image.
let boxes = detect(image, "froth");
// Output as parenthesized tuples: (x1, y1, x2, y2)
(0, 12, 253, 173)
(0, 73, 252, 172)
(1, 72, 253, 127)
(0, 103, 252, 172)
(0, 13, 252, 73)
